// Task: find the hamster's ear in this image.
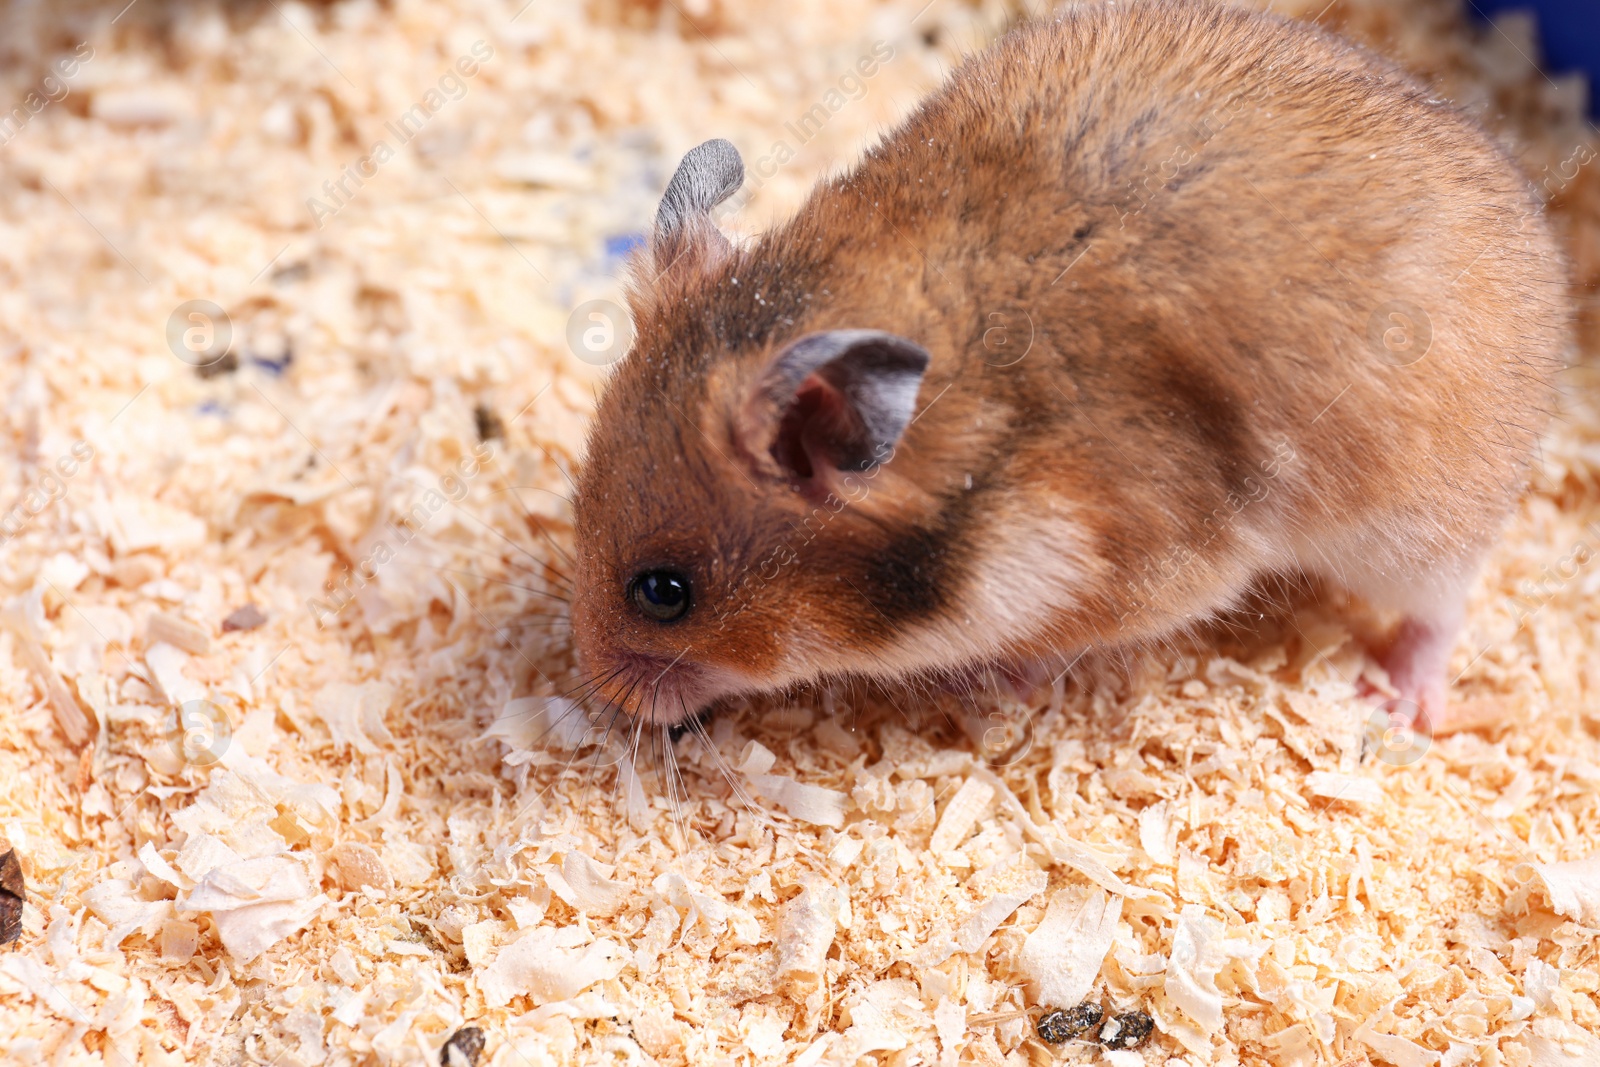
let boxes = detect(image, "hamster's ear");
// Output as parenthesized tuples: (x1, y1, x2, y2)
(651, 138, 744, 276)
(740, 330, 930, 494)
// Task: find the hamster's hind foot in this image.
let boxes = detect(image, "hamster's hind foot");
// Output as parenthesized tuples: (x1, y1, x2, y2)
(1378, 613, 1457, 735)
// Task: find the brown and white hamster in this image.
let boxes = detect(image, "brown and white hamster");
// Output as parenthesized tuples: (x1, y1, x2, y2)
(568, 0, 1568, 734)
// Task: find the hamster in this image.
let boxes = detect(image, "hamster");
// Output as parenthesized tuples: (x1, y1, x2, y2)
(567, 0, 1568, 736)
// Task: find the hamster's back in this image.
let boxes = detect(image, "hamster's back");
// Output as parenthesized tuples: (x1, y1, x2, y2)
(822, 0, 1563, 534)
(770, 0, 1566, 649)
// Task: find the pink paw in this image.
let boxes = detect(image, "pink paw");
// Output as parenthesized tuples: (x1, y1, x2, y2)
(1381, 616, 1453, 735)
(1360, 614, 1457, 765)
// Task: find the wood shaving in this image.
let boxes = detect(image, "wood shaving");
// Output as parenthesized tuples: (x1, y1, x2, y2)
(1020, 887, 1123, 1010)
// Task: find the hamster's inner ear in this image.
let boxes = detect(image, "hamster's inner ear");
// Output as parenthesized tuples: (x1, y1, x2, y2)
(651, 138, 744, 277)
(740, 330, 930, 495)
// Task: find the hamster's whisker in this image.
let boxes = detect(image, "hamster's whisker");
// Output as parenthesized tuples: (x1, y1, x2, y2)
(505, 614, 571, 627)
(441, 492, 570, 583)
(485, 462, 578, 569)
(615, 678, 647, 723)
(532, 687, 607, 751)
(496, 489, 585, 572)
(606, 711, 650, 827)
(549, 716, 619, 804)
(607, 704, 635, 812)
(548, 677, 602, 713)
(685, 709, 769, 829)
(602, 674, 638, 721)
(523, 517, 578, 573)
(592, 680, 640, 740)
(400, 533, 573, 602)
(492, 483, 575, 508)
(660, 720, 691, 855)
(555, 688, 644, 811)
(648, 719, 667, 812)
(507, 684, 626, 821)
(648, 725, 666, 840)
(626, 707, 649, 802)
(557, 666, 622, 702)
(538, 562, 575, 591)
(508, 624, 571, 645)
(512, 549, 574, 591)
(522, 439, 581, 497)
(420, 563, 572, 605)
(926, 683, 964, 739)
(582, 704, 627, 815)
(545, 672, 628, 739)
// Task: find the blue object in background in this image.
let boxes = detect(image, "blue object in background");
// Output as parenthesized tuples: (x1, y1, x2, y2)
(1480, 0, 1600, 110)
(604, 233, 647, 260)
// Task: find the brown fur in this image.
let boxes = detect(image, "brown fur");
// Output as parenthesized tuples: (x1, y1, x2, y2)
(570, 0, 1568, 727)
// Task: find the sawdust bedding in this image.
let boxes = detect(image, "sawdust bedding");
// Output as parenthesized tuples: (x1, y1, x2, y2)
(0, 0, 1596, 1064)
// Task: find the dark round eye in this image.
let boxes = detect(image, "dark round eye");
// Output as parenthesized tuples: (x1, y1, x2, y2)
(629, 570, 692, 622)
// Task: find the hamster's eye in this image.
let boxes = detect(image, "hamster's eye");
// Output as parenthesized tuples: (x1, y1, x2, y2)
(629, 569, 692, 622)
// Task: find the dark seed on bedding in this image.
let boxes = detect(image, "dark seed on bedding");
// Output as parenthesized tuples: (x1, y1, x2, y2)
(474, 404, 505, 442)
(1099, 1010, 1155, 1049)
(0, 844, 25, 945)
(440, 1026, 485, 1067)
(1037, 1002, 1103, 1043)
(195, 350, 239, 379)
(1036, 1010, 1071, 1044)
(222, 604, 267, 632)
